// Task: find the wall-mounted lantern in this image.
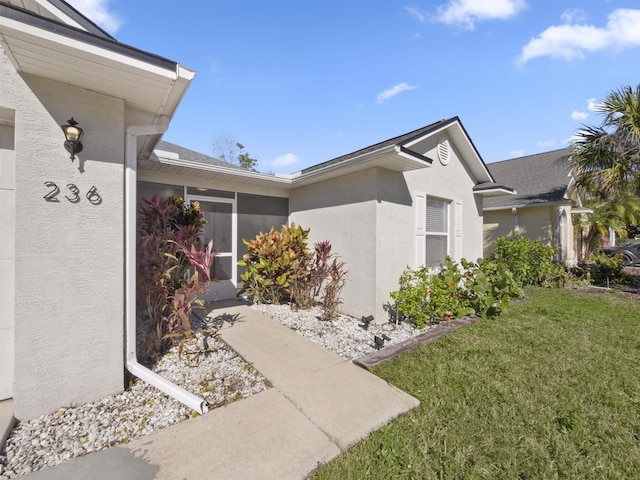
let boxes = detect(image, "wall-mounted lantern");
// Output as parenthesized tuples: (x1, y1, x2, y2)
(61, 118, 84, 161)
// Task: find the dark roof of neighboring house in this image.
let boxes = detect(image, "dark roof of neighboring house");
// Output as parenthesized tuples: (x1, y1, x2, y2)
(155, 141, 244, 170)
(483, 148, 574, 210)
(301, 117, 458, 174)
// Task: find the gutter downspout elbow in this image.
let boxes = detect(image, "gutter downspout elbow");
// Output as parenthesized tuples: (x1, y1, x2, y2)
(125, 119, 208, 415)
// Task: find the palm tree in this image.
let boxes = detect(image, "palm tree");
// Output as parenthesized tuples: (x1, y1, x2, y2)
(578, 195, 640, 254)
(572, 84, 640, 198)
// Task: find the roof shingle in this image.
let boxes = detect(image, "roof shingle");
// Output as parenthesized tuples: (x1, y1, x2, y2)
(484, 148, 574, 210)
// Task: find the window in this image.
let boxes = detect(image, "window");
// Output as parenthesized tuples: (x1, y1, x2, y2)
(425, 197, 449, 266)
(415, 194, 459, 267)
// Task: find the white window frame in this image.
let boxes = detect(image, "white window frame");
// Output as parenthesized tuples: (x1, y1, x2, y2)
(415, 193, 461, 267)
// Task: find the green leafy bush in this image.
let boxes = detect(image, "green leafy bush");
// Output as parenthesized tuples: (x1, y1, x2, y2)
(238, 223, 309, 304)
(591, 252, 626, 286)
(488, 232, 567, 288)
(390, 257, 524, 328)
(239, 224, 347, 319)
(460, 258, 523, 320)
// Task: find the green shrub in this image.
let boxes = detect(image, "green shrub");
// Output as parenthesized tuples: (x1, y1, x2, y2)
(488, 232, 567, 288)
(460, 258, 523, 319)
(592, 252, 626, 286)
(238, 223, 309, 304)
(390, 257, 524, 328)
(238, 225, 347, 319)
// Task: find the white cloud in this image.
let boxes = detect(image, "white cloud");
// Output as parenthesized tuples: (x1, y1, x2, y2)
(271, 153, 299, 167)
(434, 0, 527, 30)
(67, 0, 122, 34)
(510, 149, 525, 157)
(587, 98, 602, 111)
(563, 134, 580, 146)
(518, 8, 640, 64)
(571, 111, 589, 121)
(376, 83, 417, 103)
(537, 139, 556, 147)
(406, 6, 428, 23)
(560, 9, 587, 24)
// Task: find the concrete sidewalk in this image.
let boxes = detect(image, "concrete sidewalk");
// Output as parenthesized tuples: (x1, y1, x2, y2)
(24, 302, 419, 480)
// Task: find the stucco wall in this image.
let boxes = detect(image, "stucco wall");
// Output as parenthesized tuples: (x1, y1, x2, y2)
(377, 136, 485, 320)
(289, 168, 378, 319)
(483, 210, 515, 252)
(1, 48, 126, 419)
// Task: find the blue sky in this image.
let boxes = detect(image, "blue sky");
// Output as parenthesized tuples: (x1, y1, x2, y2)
(69, 0, 640, 171)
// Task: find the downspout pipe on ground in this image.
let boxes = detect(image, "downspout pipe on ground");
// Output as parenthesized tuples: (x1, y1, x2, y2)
(125, 120, 208, 415)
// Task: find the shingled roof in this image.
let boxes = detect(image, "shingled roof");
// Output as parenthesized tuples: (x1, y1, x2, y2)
(483, 148, 574, 210)
(154, 141, 243, 170)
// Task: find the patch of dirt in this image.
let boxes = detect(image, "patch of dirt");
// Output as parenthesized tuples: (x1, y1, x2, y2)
(569, 267, 640, 300)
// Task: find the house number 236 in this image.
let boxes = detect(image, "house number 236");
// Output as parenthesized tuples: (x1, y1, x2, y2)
(44, 181, 102, 205)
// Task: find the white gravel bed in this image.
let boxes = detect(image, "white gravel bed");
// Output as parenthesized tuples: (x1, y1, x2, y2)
(0, 334, 268, 479)
(251, 303, 428, 360)
(1, 304, 428, 478)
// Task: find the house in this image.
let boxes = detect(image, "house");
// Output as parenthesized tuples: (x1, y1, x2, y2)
(0, 0, 194, 419)
(483, 148, 590, 265)
(0, 0, 513, 423)
(140, 119, 514, 322)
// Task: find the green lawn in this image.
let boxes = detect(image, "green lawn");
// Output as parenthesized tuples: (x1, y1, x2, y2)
(312, 288, 640, 479)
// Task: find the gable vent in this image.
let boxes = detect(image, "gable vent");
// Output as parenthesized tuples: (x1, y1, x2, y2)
(437, 140, 450, 166)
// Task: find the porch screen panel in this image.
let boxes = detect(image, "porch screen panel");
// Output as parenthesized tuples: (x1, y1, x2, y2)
(199, 201, 233, 281)
(237, 193, 289, 281)
(137, 181, 183, 204)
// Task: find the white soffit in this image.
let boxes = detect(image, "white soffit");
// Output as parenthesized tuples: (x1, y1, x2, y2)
(0, 13, 194, 116)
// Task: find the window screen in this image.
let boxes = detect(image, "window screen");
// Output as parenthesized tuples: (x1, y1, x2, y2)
(425, 196, 449, 266)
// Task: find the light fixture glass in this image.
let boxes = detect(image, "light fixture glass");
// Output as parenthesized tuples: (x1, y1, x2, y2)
(61, 117, 84, 161)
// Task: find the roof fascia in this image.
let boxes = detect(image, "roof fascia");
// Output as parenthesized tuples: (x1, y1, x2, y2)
(473, 186, 516, 197)
(291, 144, 432, 186)
(0, 4, 176, 72)
(150, 153, 294, 187)
(36, 0, 114, 38)
(396, 145, 433, 164)
(402, 116, 495, 184)
(483, 199, 575, 212)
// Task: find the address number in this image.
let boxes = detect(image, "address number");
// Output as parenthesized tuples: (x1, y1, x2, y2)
(44, 182, 102, 205)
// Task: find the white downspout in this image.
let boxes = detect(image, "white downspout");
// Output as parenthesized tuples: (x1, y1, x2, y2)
(125, 119, 208, 415)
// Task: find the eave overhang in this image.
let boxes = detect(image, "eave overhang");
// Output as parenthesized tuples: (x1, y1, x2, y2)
(473, 184, 516, 197)
(402, 117, 495, 185)
(483, 199, 575, 212)
(141, 143, 433, 190)
(0, 3, 194, 130)
(289, 145, 431, 187)
(139, 152, 294, 189)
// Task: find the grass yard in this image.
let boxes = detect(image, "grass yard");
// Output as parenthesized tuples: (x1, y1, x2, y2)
(312, 287, 640, 479)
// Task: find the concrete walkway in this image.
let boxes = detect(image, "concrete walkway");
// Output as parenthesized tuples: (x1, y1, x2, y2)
(23, 302, 419, 479)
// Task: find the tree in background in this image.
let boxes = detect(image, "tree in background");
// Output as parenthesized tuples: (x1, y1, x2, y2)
(578, 196, 640, 254)
(571, 84, 640, 252)
(213, 134, 258, 171)
(572, 84, 640, 198)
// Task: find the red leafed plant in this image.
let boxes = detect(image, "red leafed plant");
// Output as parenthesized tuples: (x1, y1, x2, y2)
(137, 195, 215, 362)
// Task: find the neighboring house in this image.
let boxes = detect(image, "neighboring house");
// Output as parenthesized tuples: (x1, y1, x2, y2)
(0, 0, 513, 423)
(483, 148, 590, 265)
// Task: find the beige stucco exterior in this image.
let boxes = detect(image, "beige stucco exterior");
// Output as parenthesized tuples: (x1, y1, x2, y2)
(484, 204, 577, 265)
(1, 47, 126, 419)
